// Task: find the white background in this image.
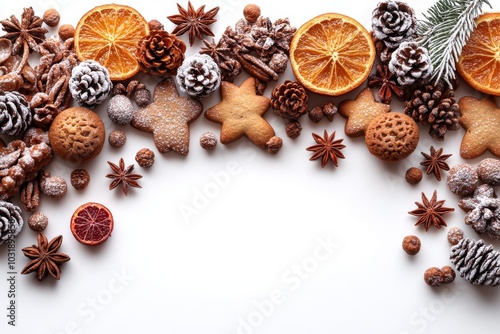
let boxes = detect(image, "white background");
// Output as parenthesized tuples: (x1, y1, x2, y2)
(1, 0, 500, 333)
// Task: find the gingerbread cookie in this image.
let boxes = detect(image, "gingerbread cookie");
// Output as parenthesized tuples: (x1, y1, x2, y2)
(338, 87, 391, 137)
(205, 77, 274, 148)
(131, 77, 203, 155)
(49, 107, 105, 163)
(459, 96, 500, 159)
(365, 112, 419, 162)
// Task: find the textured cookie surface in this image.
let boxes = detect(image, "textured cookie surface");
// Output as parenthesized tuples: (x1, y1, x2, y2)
(459, 96, 500, 159)
(131, 77, 203, 155)
(49, 107, 105, 163)
(338, 87, 390, 137)
(365, 112, 419, 161)
(204, 77, 274, 148)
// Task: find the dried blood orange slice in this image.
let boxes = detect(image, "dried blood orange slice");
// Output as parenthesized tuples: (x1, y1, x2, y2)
(70, 202, 114, 246)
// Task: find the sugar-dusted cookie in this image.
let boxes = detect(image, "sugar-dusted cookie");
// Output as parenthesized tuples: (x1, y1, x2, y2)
(459, 96, 500, 159)
(204, 77, 274, 149)
(365, 112, 419, 162)
(338, 87, 391, 137)
(131, 77, 203, 155)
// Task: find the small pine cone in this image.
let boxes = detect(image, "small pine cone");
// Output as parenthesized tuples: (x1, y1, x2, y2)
(388, 42, 432, 86)
(372, 1, 417, 49)
(404, 81, 460, 141)
(271, 80, 308, 121)
(69, 60, 113, 109)
(450, 238, 500, 286)
(0, 200, 23, 245)
(137, 30, 186, 76)
(0, 91, 32, 136)
(458, 184, 500, 240)
(176, 54, 221, 98)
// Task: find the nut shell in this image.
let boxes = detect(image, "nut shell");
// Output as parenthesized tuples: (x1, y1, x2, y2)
(49, 107, 105, 163)
(365, 112, 419, 162)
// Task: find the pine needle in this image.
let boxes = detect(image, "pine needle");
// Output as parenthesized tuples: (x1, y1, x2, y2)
(417, 0, 491, 86)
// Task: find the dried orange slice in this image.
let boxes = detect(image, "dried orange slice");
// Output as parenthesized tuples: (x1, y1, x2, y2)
(457, 13, 500, 95)
(70, 202, 114, 246)
(74, 4, 149, 81)
(290, 13, 375, 96)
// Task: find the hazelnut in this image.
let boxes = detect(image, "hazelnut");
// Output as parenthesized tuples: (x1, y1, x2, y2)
(148, 19, 164, 31)
(28, 212, 48, 232)
(308, 106, 323, 123)
(441, 266, 456, 284)
(108, 130, 127, 148)
(402, 235, 421, 255)
(58, 24, 75, 40)
(243, 4, 261, 23)
(200, 132, 217, 150)
(405, 167, 422, 185)
(43, 8, 60, 27)
(135, 148, 155, 168)
(447, 227, 464, 245)
(71, 169, 90, 190)
(266, 136, 283, 155)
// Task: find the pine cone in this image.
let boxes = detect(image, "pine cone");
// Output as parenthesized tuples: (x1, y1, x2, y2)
(404, 81, 460, 141)
(69, 60, 113, 109)
(271, 80, 308, 121)
(137, 30, 186, 76)
(388, 42, 432, 86)
(450, 238, 500, 286)
(458, 184, 500, 240)
(372, 1, 416, 49)
(176, 54, 221, 98)
(0, 200, 23, 245)
(0, 91, 32, 136)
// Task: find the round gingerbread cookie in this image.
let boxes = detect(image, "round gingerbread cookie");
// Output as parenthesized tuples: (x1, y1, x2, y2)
(365, 112, 419, 162)
(49, 107, 105, 163)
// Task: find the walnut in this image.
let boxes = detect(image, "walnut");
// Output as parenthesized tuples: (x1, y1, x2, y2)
(70, 169, 90, 190)
(135, 148, 155, 168)
(200, 132, 217, 150)
(148, 19, 164, 31)
(266, 136, 282, 155)
(108, 130, 127, 148)
(28, 212, 48, 232)
(402, 235, 421, 255)
(424, 266, 455, 287)
(39, 171, 67, 199)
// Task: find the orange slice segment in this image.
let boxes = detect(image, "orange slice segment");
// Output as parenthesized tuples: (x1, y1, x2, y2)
(74, 4, 149, 81)
(70, 202, 114, 246)
(457, 13, 500, 95)
(290, 13, 375, 96)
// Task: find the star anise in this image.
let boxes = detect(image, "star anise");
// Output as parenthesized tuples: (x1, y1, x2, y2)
(408, 191, 455, 231)
(367, 64, 404, 104)
(167, 2, 219, 46)
(420, 146, 451, 181)
(106, 158, 142, 196)
(306, 130, 346, 168)
(21, 234, 70, 281)
(1, 7, 48, 55)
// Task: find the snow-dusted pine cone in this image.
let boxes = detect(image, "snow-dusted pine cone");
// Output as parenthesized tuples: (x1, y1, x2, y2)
(176, 54, 221, 98)
(0, 200, 23, 245)
(450, 238, 500, 286)
(69, 60, 113, 109)
(458, 184, 500, 240)
(0, 91, 32, 136)
(404, 81, 460, 141)
(372, 1, 416, 49)
(388, 42, 432, 86)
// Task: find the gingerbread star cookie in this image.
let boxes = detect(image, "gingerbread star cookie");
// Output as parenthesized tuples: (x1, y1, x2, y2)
(338, 87, 391, 137)
(459, 96, 500, 159)
(205, 77, 274, 148)
(131, 77, 203, 155)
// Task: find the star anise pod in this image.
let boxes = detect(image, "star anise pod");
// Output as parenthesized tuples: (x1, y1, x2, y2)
(167, 1, 219, 46)
(420, 146, 451, 181)
(106, 158, 142, 196)
(408, 191, 455, 231)
(367, 64, 404, 104)
(21, 234, 70, 281)
(1, 7, 48, 55)
(306, 130, 346, 168)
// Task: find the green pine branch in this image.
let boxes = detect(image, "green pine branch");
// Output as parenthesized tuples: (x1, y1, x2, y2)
(417, 0, 492, 86)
